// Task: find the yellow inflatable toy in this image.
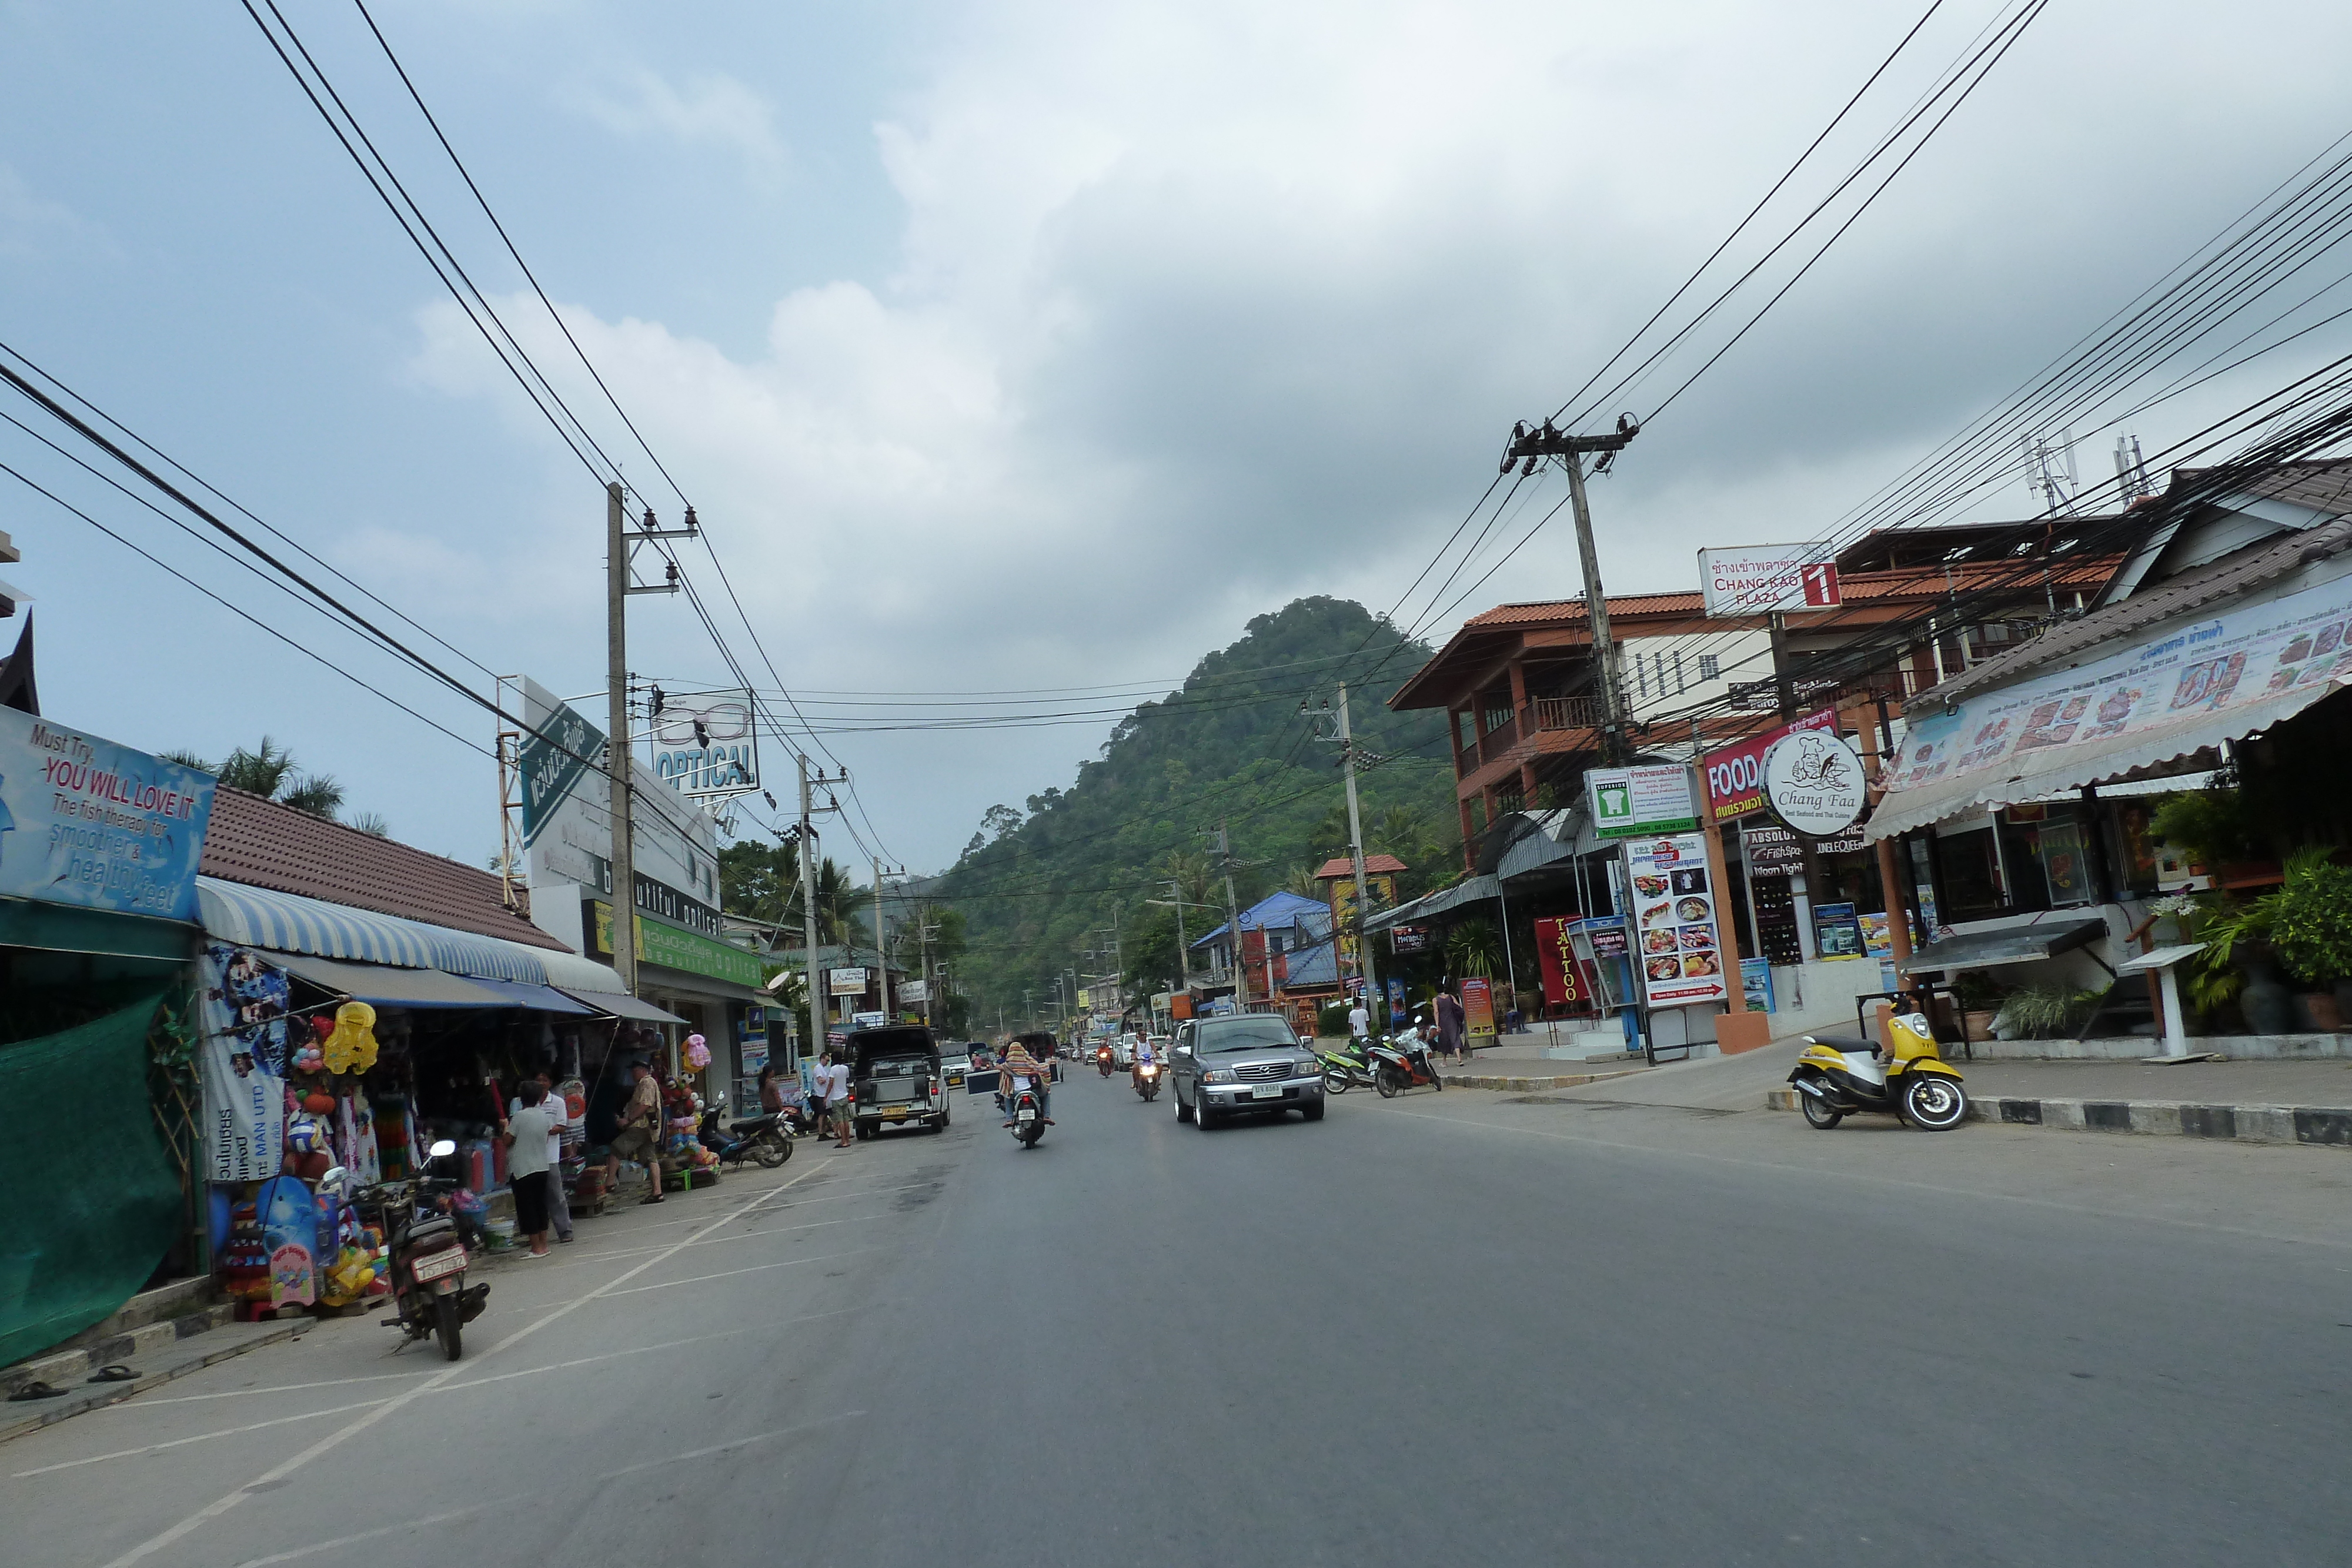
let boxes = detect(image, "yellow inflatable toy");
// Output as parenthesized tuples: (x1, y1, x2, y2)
(321, 1001, 379, 1074)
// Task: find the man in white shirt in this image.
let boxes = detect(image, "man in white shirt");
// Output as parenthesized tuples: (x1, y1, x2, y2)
(1348, 1001, 1371, 1043)
(826, 1055, 854, 1148)
(1129, 1030, 1156, 1091)
(509, 1070, 572, 1243)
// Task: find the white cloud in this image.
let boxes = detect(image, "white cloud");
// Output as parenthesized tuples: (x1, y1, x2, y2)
(567, 68, 786, 170)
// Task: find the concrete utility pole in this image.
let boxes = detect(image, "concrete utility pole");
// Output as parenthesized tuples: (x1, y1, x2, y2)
(796, 754, 845, 1059)
(1502, 417, 1639, 763)
(1214, 821, 1247, 1008)
(605, 483, 694, 995)
(871, 856, 892, 1021)
(1337, 683, 1381, 1027)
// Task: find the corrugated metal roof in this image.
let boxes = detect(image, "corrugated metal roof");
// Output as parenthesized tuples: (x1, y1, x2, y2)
(1919, 519, 2352, 707)
(199, 786, 570, 952)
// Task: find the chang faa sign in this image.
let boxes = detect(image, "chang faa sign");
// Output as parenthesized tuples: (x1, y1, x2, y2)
(1698, 544, 1841, 617)
(1702, 709, 1838, 825)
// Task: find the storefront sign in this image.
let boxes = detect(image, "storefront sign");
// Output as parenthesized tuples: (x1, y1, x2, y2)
(650, 687, 761, 800)
(898, 979, 929, 1005)
(828, 966, 869, 996)
(1702, 709, 1838, 825)
(1588, 765, 1699, 837)
(199, 944, 289, 1182)
(1740, 957, 1775, 1012)
(1761, 727, 1866, 836)
(1461, 976, 1496, 1041)
(1622, 834, 1729, 1008)
(1883, 569, 2352, 814)
(1534, 915, 1595, 1008)
(516, 695, 603, 847)
(1586, 920, 1630, 961)
(1698, 543, 1840, 616)
(1389, 924, 1429, 954)
(584, 900, 767, 988)
(739, 1005, 769, 1074)
(1740, 821, 1865, 878)
(0, 708, 213, 921)
(1813, 901, 1865, 959)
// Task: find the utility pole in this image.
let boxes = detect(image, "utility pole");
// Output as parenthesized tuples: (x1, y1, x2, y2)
(1502, 416, 1639, 762)
(1336, 684, 1380, 1028)
(797, 754, 845, 1060)
(606, 483, 693, 996)
(1214, 820, 1247, 1009)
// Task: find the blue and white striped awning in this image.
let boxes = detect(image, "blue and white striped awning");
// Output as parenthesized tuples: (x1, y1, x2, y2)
(195, 876, 620, 989)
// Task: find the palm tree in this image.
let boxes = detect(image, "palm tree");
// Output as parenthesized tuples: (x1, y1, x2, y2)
(1446, 918, 1501, 978)
(166, 736, 355, 823)
(1283, 864, 1324, 899)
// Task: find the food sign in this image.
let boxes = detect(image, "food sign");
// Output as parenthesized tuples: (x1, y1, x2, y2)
(1622, 834, 1729, 1008)
(1761, 728, 1867, 837)
(1702, 708, 1838, 825)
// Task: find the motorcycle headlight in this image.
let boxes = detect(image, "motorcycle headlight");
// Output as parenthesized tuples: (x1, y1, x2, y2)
(1201, 1068, 1236, 1085)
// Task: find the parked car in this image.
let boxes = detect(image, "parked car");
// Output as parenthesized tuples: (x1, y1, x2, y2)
(847, 1026, 950, 1138)
(1170, 1015, 1325, 1128)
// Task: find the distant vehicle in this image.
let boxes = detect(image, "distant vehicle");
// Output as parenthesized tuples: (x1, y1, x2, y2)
(1170, 1015, 1325, 1129)
(937, 1040, 975, 1094)
(847, 1026, 950, 1139)
(1111, 1037, 1135, 1067)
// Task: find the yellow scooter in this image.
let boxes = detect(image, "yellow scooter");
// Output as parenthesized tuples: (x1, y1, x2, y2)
(1788, 1009, 1969, 1131)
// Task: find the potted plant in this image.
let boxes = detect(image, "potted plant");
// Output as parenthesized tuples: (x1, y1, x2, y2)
(2268, 848, 2352, 1031)
(2187, 895, 2284, 1034)
(1950, 971, 2003, 1043)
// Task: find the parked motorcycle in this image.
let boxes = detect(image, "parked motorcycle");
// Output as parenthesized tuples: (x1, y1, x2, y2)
(1133, 1059, 1162, 1101)
(1315, 1039, 1376, 1094)
(1008, 1081, 1048, 1148)
(343, 1139, 488, 1362)
(1788, 1010, 1968, 1131)
(1367, 1034, 1445, 1098)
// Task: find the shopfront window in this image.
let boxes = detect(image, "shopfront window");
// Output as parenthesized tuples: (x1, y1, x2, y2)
(1937, 827, 2006, 922)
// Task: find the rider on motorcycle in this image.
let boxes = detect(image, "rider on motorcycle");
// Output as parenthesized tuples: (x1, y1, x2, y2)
(999, 1038, 1054, 1126)
(1129, 1029, 1157, 1089)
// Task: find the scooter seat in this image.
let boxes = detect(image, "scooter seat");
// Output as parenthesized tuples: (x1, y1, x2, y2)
(1803, 1034, 1877, 1051)
(727, 1115, 777, 1135)
(403, 1217, 456, 1245)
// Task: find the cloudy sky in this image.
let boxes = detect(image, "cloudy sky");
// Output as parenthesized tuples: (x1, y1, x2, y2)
(5, 0, 2350, 872)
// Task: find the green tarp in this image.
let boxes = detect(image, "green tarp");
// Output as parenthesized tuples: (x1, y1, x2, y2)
(0, 992, 182, 1366)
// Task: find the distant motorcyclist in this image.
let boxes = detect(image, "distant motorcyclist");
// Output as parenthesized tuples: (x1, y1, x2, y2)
(1129, 1029, 1157, 1090)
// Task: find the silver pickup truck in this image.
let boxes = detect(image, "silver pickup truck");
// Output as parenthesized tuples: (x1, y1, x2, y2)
(848, 1026, 950, 1139)
(1171, 1014, 1326, 1128)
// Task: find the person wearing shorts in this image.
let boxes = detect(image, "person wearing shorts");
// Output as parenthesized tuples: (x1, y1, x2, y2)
(827, 1055, 854, 1147)
(603, 1058, 665, 1204)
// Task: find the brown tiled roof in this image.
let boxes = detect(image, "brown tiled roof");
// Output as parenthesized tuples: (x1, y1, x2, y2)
(1465, 557, 2121, 631)
(199, 787, 568, 951)
(1314, 853, 1409, 878)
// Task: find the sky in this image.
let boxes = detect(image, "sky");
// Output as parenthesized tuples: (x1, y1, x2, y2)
(4, 0, 2351, 874)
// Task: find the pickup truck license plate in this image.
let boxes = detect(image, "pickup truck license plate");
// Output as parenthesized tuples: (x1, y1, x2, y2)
(410, 1248, 465, 1283)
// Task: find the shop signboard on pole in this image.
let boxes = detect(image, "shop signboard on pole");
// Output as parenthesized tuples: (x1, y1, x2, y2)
(1534, 915, 1596, 1009)
(1701, 708, 1838, 825)
(1698, 543, 1841, 616)
(1761, 727, 1866, 837)
(1389, 925, 1429, 954)
(1622, 833, 1729, 1008)
(828, 966, 868, 996)
(1588, 765, 1699, 838)
(0, 707, 214, 921)
(1461, 976, 1496, 1042)
(650, 687, 761, 799)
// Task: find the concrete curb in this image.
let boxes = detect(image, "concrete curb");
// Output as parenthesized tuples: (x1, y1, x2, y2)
(1764, 1086, 2352, 1148)
(1441, 1067, 1652, 1093)
(0, 1318, 303, 1445)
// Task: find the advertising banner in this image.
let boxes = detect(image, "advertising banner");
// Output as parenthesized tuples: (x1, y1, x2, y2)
(1813, 902, 1865, 959)
(1623, 834, 1730, 1008)
(1389, 925, 1429, 954)
(1461, 976, 1496, 1041)
(199, 944, 289, 1183)
(828, 966, 869, 996)
(1534, 915, 1595, 1008)
(1701, 708, 1836, 825)
(1588, 765, 1699, 837)
(897, 979, 929, 1006)
(1329, 874, 1395, 972)
(739, 1005, 769, 1075)
(1698, 544, 1841, 616)
(516, 693, 604, 848)
(0, 707, 213, 921)
(1240, 927, 1269, 1002)
(1882, 569, 2352, 815)
(1762, 728, 1866, 837)
(650, 687, 761, 800)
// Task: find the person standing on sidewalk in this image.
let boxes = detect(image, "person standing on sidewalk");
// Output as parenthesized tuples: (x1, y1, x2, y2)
(604, 1058, 666, 1205)
(1435, 981, 1466, 1065)
(827, 1053, 855, 1148)
(502, 1082, 556, 1258)
(509, 1070, 572, 1243)
(1348, 998, 1371, 1047)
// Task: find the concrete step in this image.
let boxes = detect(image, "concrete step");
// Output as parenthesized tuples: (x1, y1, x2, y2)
(1440, 1066, 1652, 1093)
(0, 1315, 304, 1445)
(2, 1299, 237, 1402)
(1766, 1086, 2352, 1147)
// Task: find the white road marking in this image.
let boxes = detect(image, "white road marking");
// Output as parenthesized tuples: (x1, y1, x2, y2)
(226, 1497, 516, 1567)
(14, 1399, 392, 1477)
(595, 1248, 880, 1299)
(97, 1370, 433, 1408)
(96, 1155, 841, 1568)
(594, 1408, 866, 1480)
(550, 1178, 930, 1261)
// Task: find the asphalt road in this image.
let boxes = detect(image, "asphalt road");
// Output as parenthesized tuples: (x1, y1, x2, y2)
(8, 1069, 2352, 1567)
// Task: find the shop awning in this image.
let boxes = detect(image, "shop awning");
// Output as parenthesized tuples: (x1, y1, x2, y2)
(1903, 917, 2108, 973)
(1362, 875, 1498, 934)
(462, 978, 600, 1015)
(267, 950, 516, 1009)
(557, 988, 689, 1025)
(195, 875, 628, 993)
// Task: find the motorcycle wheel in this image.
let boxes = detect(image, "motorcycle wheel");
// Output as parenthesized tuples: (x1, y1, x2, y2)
(753, 1136, 788, 1168)
(1375, 1066, 1401, 1099)
(434, 1294, 463, 1361)
(1322, 1066, 1350, 1095)
(1799, 1089, 1844, 1131)
(1902, 1074, 1968, 1130)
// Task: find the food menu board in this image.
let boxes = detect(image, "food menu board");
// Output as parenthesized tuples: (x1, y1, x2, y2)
(1622, 834, 1730, 1008)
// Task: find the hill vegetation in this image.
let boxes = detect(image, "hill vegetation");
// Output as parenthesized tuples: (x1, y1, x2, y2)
(934, 597, 1466, 1031)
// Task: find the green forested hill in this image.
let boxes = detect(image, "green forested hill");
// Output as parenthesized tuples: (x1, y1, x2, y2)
(934, 597, 1465, 1031)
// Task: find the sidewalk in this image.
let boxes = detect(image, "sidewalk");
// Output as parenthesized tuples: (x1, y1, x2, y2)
(1764, 1054, 2352, 1147)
